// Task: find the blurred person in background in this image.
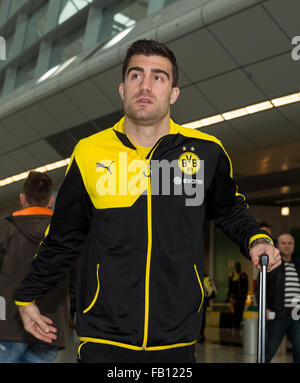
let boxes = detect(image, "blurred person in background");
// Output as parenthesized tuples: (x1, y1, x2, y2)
(227, 262, 248, 330)
(0, 171, 70, 363)
(197, 274, 217, 343)
(256, 233, 300, 363)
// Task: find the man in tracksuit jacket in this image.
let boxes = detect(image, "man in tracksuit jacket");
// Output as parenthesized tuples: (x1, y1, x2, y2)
(14, 40, 281, 363)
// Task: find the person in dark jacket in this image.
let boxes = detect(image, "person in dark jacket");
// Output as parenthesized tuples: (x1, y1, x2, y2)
(197, 274, 217, 342)
(0, 171, 70, 363)
(14, 40, 281, 363)
(227, 262, 248, 330)
(256, 233, 300, 363)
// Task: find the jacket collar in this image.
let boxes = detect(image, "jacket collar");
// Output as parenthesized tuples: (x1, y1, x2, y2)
(113, 116, 179, 149)
(12, 206, 53, 216)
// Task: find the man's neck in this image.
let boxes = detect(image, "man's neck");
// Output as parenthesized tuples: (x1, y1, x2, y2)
(124, 115, 170, 147)
(282, 254, 293, 262)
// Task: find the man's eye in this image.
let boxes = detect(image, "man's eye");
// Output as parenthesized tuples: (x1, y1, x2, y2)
(154, 75, 162, 81)
(132, 73, 140, 79)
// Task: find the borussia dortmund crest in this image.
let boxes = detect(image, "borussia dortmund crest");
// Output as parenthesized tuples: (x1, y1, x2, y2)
(178, 152, 201, 175)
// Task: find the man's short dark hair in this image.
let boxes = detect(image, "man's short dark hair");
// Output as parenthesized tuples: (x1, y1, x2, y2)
(23, 171, 53, 206)
(122, 39, 179, 87)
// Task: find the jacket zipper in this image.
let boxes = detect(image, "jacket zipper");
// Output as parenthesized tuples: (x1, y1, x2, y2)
(123, 133, 163, 350)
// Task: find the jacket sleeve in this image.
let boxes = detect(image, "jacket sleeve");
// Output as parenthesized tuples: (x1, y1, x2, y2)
(14, 146, 92, 305)
(206, 144, 272, 259)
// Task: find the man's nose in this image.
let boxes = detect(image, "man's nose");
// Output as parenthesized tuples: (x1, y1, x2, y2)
(140, 75, 152, 92)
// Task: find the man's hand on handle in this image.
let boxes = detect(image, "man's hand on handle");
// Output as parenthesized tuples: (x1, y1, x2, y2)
(250, 242, 281, 272)
(18, 303, 57, 344)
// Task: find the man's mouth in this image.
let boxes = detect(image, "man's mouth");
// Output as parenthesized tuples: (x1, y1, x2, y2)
(136, 98, 153, 104)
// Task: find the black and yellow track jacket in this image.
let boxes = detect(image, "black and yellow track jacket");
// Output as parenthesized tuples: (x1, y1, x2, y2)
(14, 117, 272, 353)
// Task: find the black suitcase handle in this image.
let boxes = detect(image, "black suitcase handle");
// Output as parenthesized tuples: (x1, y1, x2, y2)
(257, 254, 269, 363)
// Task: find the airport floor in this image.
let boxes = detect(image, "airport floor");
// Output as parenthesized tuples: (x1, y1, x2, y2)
(54, 324, 293, 364)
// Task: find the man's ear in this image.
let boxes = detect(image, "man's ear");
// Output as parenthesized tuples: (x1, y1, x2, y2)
(19, 193, 27, 207)
(170, 87, 180, 105)
(119, 83, 125, 101)
(48, 195, 54, 208)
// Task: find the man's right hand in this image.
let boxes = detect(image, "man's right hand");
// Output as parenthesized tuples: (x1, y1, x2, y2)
(18, 303, 57, 344)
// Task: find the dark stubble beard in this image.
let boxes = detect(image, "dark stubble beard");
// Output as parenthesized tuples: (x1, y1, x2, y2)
(124, 93, 171, 126)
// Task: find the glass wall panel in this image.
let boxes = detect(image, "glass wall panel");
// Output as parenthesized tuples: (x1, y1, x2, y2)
(164, 0, 180, 7)
(98, 0, 148, 44)
(0, 32, 13, 70)
(5, 33, 14, 59)
(0, 76, 4, 96)
(23, 3, 49, 50)
(8, 0, 25, 17)
(58, 0, 93, 25)
(15, 56, 37, 88)
(49, 24, 85, 68)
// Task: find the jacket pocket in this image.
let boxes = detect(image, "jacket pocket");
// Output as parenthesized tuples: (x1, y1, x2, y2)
(193, 264, 204, 313)
(83, 264, 100, 314)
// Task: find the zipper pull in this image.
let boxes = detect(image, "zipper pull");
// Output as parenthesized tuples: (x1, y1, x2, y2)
(143, 161, 151, 178)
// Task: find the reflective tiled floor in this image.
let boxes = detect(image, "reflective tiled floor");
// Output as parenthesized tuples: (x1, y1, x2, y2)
(55, 325, 293, 363)
(195, 326, 292, 363)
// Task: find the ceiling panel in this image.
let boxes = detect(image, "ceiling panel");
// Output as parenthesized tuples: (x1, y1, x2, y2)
(278, 103, 300, 129)
(0, 152, 27, 175)
(263, 0, 300, 39)
(246, 53, 300, 99)
(0, 126, 10, 155)
(0, 113, 40, 145)
(0, 163, 7, 178)
(10, 147, 42, 172)
(208, 4, 289, 66)
(171, 84, 218, 124)
(168, 27, 237, 83)
(46, 131, 76, 159)
(0, 123, 22, 154)
(199, 69, 265, 111)
(26, 140, 62, 164)
(177, 68, 192, 88)
(91, 65, 123, 110)
(18, 103, 64, 138)
(199, 122, 252, 155)
(229, 109, 300, 149)
(62, 78, 116, 121)
(39, 92, 87, 129)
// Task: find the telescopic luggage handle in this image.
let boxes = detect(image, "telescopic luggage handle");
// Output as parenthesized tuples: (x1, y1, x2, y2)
(257, 254, 269, 363)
